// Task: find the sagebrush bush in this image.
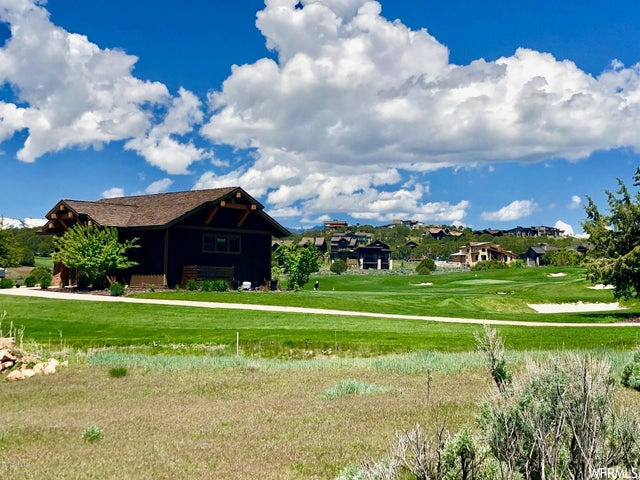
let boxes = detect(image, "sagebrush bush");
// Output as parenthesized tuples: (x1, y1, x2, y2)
(109, 281, 125, 296)
(479, 354, 640, 480)
(621, 346, 640, 391)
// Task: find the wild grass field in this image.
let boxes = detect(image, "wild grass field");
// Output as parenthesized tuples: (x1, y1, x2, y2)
(1, 266, 640, 479)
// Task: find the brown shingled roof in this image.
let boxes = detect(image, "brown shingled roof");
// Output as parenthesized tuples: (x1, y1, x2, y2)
(44, 187, 290, 237)
(94, 187, 239, 227)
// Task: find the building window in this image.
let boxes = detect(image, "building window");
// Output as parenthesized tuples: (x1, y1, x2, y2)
(203, 234, 241, 254)
(481, 255, 487, 261)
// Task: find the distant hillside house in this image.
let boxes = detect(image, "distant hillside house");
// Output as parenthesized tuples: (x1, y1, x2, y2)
(450, 242, 516, 267)
(388, 219, 425, 230)
(42, 187, 290, 288)
(330, 235, 393, 270)
(519, 244, 561, 266)
(426, 227, 464, 240)
(329, 232, 372, 253)
(356, 240, 392, 270)
(299, 236, 327, 254)
(477, 225, 564, 238)
(324, 219, 348, 230)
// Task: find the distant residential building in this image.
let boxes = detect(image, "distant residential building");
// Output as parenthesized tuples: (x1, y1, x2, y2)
(519, 244, 561, 266)
(474, 226, 564, 238)
(426, 227, 464, 240)
(472, 228, 504, 237)
(450, 242, 516, 267)
(299, 236, 327, 254)
(324, 219, 348, 230)
(330, 233, 393, 270)
(389, 219, 425, 230)
(329, 232, 372, 252)
(355, 240, 392, 270)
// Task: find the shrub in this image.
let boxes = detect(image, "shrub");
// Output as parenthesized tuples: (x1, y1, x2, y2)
(77, 273, 90, 290)
(186, 280, 197, 291)
(479, 354, 640, 479)
(0, 278, 14, 289)
(148, 284, 155, 293)
(475, 325, 511, 393)
(82, 425, 103, 443)
(416, 257, 436, 275)
(200, 280, 213, 292)
(621, 346, 640, 391)
(330, 259, 347, 275)
(509, 259, 526, 268)
(29, 266, 52, 283)
(210, 279, 228, 292)
(39, 273, 52, 289)
(471, 260, 509, 271)
(542, 249, 583, 267)
(23, 276, 37, 287)
(109, 281, 125, 296)
(109, 367, 128, 378)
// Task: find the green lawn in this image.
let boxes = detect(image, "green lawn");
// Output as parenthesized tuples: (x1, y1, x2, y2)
(1, 296, 639, 357)
(1, 266, 639, 356)
(133, 266, 640, 324)
(34, 256, 54, 269)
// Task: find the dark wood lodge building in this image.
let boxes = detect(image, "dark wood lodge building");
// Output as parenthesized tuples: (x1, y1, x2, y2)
(42, 187, 290, 288)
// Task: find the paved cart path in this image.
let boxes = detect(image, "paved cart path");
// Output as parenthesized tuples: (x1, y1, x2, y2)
(0, 287, 638, 328)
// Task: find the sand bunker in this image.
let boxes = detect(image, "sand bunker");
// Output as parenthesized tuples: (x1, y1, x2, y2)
(528, 302, 625, 313)
(588, 284, 615, 290)
(547, 273, 567, 277)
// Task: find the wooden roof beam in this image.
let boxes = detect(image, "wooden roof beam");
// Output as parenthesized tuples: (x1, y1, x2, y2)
(220, 201, 257, 211)
(205, 205, 220, 225)
(236, 209, 251, 227)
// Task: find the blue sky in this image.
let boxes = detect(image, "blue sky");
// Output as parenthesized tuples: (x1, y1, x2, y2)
(1, 0, 639, 234)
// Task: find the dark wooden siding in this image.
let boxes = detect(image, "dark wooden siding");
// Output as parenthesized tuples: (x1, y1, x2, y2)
(166, 227, 271, 287)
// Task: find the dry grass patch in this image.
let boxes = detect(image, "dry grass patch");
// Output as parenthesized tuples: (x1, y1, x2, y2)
(0, 364, 490, 479)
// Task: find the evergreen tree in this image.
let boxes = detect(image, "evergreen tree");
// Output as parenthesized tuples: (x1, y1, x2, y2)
(582, 167, 640, 299)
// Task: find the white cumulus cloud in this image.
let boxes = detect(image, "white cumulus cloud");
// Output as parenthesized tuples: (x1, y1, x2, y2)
(101, 187, 125, 199)
(200, 0, 640, 220)
(144, 178, 174, 194)
(0, 0, 207, 173)
(554, 220, 574, 236)
(481, 199, 537, 222)
(569, 195, 582, 209)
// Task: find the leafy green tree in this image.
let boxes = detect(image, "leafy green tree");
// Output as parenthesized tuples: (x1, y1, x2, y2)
(52, 224, 139, 287)
(582, 167, 640, 299)
(542, 248, 582, 267)
(274, 243, 319, 289)
(0, 229, 22, 267)
(330, 258, 347, 274)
